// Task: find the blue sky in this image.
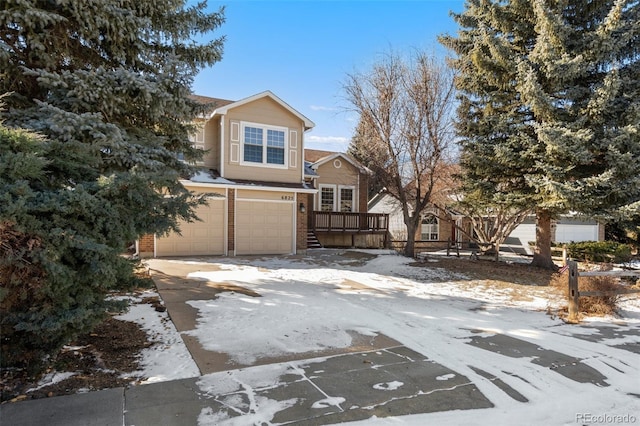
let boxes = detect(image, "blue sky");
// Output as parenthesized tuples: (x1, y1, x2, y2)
(192, 0, 465, 152)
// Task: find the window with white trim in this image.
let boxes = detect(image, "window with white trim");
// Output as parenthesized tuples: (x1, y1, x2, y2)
(241, 123, 287, 167)
(319, 184, 357, 212)
(188, 127, 205, 148)
(320, 187, 335, 211)
(184, 125, 205, 164)
(339, 187, 354, 212)
(421, 215, 439, 241)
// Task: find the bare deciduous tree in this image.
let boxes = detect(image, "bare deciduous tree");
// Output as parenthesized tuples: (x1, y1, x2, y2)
(344, 50, 456, 257)
(447, 195, 534, 257)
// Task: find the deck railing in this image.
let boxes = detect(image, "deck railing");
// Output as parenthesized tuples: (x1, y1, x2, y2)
(312, 211, 389, 233)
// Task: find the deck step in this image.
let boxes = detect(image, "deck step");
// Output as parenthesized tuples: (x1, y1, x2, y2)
(307, 230, 322, 249)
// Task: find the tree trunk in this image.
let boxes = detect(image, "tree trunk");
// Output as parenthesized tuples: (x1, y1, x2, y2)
(404, 220, 418, 258)
(531, 209, 557, 270)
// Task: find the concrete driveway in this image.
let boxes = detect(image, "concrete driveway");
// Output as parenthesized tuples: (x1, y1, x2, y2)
(2, 250, 638, 426)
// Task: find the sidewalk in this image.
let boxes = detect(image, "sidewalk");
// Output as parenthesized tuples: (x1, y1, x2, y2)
(1, 329, 626, 425)
(1, 344, 496, 426)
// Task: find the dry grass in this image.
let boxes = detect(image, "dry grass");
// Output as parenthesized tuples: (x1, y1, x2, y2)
(549, 270, 624, 317)
(416, 254, 629, 319)
(415, 255, 556, 286)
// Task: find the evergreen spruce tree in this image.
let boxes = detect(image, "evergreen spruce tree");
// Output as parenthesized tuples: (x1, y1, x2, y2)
(0, 1, 225, 369)
(441, 0, 640, 269)
(347, 118, 388, 199)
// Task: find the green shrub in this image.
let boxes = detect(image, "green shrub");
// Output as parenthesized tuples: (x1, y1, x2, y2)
(565, 241, 632, 263)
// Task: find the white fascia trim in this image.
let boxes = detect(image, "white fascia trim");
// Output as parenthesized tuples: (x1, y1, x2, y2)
(210, 90, 315, 130)
(292, 201, 297, 255)
(220, 116, 225, 176)
(224, 187, 229, 256)
(236, 197, 296, 203)
(233, 191, 237, 257)
(179, 179, 318, 194)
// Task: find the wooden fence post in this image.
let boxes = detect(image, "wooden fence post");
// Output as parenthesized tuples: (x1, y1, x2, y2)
(567, 260, 580, 323)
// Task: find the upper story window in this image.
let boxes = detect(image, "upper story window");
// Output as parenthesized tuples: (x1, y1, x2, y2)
(241, 123, 287, 167)
(189, 127, 205, 149)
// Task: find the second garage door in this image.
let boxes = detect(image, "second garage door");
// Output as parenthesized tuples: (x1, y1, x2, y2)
(156, 199, 225, 256)
(236, 201, 294, 255)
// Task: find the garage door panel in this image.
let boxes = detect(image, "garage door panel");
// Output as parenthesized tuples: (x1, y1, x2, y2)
(265, 216, 280, 225)
(236, 200, 293, 255)
(156, 200, 225, 256)
(555, 225, 598, 243)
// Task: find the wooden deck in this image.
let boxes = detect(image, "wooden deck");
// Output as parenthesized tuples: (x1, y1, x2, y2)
(311, 211, 389, 233)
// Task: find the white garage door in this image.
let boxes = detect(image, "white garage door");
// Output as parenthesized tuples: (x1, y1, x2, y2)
(506, 222, 536, 255)
(236, 201, 294, 255)
(156, 200, 225, 256)
(555, 225, 598, 243)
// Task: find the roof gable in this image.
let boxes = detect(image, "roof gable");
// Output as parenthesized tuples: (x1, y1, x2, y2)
(209, 90, 314, 130)
(304, 149, 335, 163)
(305, 149, 371, 174)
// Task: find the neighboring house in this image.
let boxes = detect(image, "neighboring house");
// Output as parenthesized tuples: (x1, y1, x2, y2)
(138, 91, 316, 257)
(368, 192, 468, 248)
(506, 215, 605, 255)
(303, 149, 388, 248)
(369, 191, 604, 254)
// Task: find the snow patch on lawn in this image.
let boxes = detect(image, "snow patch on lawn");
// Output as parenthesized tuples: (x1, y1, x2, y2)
(28, 372, 78, 393)
(115, 290, 199, 383)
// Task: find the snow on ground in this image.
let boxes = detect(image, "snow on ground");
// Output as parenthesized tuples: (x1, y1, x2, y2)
(157, 251, 640, 426)
(28, 372, 78, 394)
(114, 290, 200, 383)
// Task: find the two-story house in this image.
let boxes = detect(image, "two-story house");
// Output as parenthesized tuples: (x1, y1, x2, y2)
(137, 91, 391, 257)
(138, 91, 316, 257)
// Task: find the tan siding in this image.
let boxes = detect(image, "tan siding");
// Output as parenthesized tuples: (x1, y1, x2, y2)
(315, 160, 359, 186)
(203, 118, 220, 170)
(231, 97, 302, 127)
(314, 159, 361, 212)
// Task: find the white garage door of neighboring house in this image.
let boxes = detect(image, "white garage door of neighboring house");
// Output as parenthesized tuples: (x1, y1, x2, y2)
(156, 199, 225, 256)
(236, 200, 294, 255)
(505, 222, 536, 255)
(555, 224, 598, 243)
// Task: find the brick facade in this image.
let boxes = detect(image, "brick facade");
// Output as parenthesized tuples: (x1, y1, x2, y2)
(359, 174, 369, 213)
(138, 234, 154, 254)
(297, 193, 309, 253)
